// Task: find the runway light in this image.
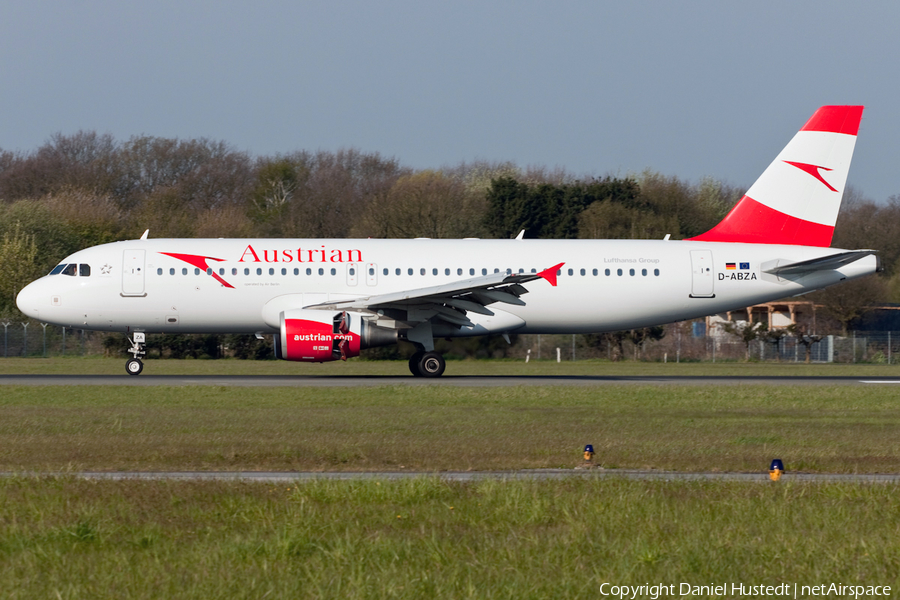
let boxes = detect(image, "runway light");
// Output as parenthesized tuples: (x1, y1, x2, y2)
(583, 444, 594, 462)
(769, 458, 785, 481)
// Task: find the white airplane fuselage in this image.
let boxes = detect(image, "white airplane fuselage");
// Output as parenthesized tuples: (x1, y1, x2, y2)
(16, 237, 877, 335)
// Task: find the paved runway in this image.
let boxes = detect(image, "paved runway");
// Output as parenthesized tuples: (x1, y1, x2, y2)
(5, 469, 900, 483)
(2, 374, 900, 387)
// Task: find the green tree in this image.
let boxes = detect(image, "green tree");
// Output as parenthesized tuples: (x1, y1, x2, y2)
(484, 176, 641, 239)
(353, 170, 485, 239)
(0, 223, 41, 315)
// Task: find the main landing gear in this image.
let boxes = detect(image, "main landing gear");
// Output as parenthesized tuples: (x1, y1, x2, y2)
(408, 350, 446, 378)
(126, 332, 146, 376)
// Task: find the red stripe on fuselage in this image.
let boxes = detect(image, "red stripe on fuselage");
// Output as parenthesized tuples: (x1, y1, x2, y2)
(799, 105, 863, 136)
(685, 197, 834, 246)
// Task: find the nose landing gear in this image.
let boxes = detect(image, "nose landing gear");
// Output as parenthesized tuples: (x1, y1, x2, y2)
(125, 332, 146, 376)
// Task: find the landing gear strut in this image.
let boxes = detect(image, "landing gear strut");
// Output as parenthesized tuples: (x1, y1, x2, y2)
(408, 350, 446, 378)
(126, 332, 146, 376)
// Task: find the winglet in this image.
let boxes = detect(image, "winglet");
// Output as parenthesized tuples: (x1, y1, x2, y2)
(538, 262, 565, 286)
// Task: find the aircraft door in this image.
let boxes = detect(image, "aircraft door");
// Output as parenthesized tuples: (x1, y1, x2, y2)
(366, 263, 377, 286)
(122, 250, 146, 296)
(347, 263, 359, 286)
(689, 250, 715, 298)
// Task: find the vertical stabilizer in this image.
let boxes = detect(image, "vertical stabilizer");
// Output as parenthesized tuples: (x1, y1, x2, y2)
(688, 105, 863, 246)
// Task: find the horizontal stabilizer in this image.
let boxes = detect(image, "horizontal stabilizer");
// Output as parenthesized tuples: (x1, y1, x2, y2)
(764, 250, 876, 276)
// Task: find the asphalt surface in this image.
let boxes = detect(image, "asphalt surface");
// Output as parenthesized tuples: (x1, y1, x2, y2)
(4, 469, 899, 483)
(2, 374, 900, 387)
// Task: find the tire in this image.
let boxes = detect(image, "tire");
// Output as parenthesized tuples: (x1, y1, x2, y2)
(417, 351, 446, 378)
(408, 351, 425, 376)
(125, 358, 144, 376)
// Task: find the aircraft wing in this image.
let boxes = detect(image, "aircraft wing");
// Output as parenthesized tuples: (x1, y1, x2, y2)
(763, 250, 876, 276)
(305, 262, 564, 329)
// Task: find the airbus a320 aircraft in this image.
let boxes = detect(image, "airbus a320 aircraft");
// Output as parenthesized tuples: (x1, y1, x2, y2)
(16, 106, 878, 377)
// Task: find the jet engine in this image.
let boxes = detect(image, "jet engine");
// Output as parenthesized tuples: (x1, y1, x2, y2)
(274, 309, 396, 362)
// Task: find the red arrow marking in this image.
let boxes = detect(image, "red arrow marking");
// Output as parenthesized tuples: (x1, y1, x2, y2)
(783, 161, 838, 192)
(159, 252, 234, 288)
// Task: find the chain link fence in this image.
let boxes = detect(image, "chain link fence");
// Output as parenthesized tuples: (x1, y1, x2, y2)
(2, 319, 899, 363)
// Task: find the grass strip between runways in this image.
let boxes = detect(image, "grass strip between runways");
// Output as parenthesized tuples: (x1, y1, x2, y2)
(0, 477, 897, 599)
(0, 384, 898, 473)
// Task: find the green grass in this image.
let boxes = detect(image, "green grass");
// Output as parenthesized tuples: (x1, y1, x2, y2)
(2, 384, 899, 473)
(0, 477, 897, 599)
(4, 356, 900, 376)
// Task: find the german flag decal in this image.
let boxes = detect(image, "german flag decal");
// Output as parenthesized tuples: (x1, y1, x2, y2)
(725, 263, 736, 270)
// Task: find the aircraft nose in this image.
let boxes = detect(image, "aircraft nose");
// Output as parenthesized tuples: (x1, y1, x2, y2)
(16, 280, 42, 319)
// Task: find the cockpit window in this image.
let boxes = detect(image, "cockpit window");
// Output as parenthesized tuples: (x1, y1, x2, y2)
(61, 264, 77, 276)
(79, 264, 91, 277)
(49, 264, 66, 275)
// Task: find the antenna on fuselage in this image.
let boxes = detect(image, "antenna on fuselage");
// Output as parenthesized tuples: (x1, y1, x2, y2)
(140, 229, 149, 240)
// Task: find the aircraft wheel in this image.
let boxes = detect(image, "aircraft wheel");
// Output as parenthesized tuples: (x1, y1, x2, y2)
(125, 358, 144, 376)
(417, 351, 446, 378)
(408, 351, 425, 376)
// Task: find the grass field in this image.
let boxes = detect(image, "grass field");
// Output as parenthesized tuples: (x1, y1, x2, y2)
(4, 356, 900, 376)
(0, 477, 897, 599)
(3, 360, 899, 596)
(1, 384, 899, 473)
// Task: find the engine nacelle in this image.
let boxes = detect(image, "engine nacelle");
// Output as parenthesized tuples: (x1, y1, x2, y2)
(274, 309, 395, 362)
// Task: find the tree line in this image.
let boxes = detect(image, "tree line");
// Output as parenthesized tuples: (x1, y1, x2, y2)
(2, 130, 899, 334)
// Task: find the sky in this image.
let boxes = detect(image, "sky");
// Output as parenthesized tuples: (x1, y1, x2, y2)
(1, 1, 899, 201)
